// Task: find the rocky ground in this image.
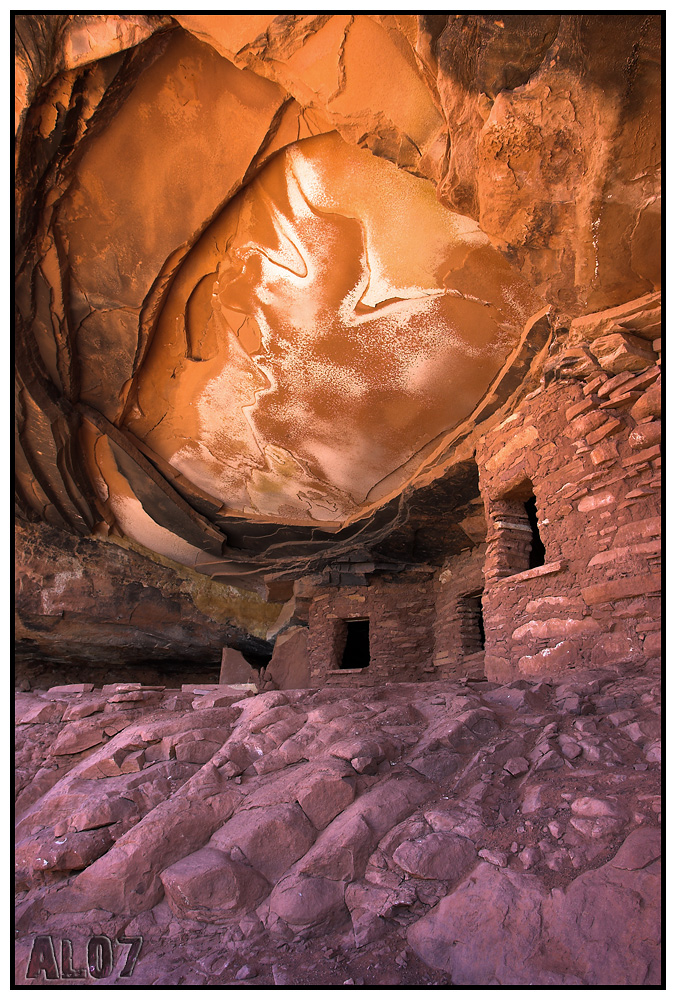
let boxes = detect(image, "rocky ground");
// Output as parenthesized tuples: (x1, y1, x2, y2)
(15, 670, 661, 986)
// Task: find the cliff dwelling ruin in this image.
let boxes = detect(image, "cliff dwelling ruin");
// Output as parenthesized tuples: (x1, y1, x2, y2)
(14, 14, 662, 987)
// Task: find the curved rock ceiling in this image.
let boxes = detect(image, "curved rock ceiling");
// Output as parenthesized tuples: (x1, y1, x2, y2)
(15, 14, 661, 593)
(123, 134, 537, 525)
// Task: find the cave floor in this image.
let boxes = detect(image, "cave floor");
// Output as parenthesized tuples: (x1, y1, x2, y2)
(15, 670, 661, 986)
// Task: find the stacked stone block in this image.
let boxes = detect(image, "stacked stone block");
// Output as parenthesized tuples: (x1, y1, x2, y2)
(307, 578, 436, 687)
(432, 547, 486, 679)
(301, 296, 660, 687)
(476, 330, 660, 681)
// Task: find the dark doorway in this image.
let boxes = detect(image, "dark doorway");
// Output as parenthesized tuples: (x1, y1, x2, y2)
(525, 496, 546, 568)
(460, 591, 485, 654)
(340, 619, 370, 670)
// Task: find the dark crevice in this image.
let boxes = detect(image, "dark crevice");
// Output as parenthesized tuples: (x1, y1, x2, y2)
(525, 495, 546, 569)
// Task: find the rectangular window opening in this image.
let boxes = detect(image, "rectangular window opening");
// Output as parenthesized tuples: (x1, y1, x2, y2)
(339, 618, 370, 670)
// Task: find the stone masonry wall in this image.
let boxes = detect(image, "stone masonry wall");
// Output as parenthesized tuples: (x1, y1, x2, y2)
(307, 578, 436, 687)
(474, 345, 660, 681)
(432, 546, 487, 680)
(301, 297, 660, 689)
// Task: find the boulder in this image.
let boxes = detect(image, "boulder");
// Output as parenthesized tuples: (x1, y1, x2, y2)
(231, 691, 289, 729)
(609, 826, 660, 871)
(408, 830, 661, 986)
(175, 741, 223, 764)
(160, 846, 269, 922)
(220, 647, 258, 685)
(218, 732, 278, 774)
(67, 792, 140, 833)
(345, 881, 392, 946)
(392, 832, 476, 882)
(630, 381, 661, 420)
(266, 627, 311, 690)
(16, 700, 67, 725)
(210, 802, 316, 882)
(407, 863, 547, 985)
(296, 769, 356, 830)
(297, 812, 373, 882)
(544, 845, 661, 984)
(16, 827, 114, 885)
(65, 764, 243, 914)
(77, 745, 146, 778)
(328, 735, 401, 769)
(268, 873, 348, 933)
(295, 775, 432, 882)
(589, 332, 657, 373)
(47, 683, 95, 695)
(408, 748, 462, 783)
(51, 720, 109, 756)
(571, 796, 626, 818)
(61, 699, 107, 721)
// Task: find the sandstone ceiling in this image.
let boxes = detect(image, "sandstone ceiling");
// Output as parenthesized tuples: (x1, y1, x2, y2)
(15, 14, 661, 595)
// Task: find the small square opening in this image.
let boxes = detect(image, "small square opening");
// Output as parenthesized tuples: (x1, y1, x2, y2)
(339, 619, 370, 670)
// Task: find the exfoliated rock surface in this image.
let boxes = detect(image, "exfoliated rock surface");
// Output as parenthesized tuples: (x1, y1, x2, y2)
(15, 14, 661, 631)
(15, 675, 660, 985)
(15, 519, 278, 688)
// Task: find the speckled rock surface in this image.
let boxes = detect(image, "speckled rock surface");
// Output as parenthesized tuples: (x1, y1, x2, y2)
(15, 14, 661, 612)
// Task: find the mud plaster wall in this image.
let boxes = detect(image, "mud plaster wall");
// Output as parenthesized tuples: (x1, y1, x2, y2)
(307, 579, 436, 687)
(476, 361, 661, 681)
